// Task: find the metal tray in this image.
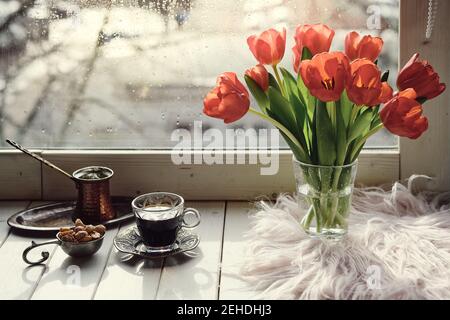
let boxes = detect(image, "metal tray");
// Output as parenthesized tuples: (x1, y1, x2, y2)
(7, 196, 134, 233)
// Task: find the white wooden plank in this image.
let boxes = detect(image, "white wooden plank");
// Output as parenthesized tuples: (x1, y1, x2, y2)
(0, 222, 8, 248)
(40, 150, 399, 201)
(31, 225, 120, 300)
(219, 201, 256, 300)
(0, 201, 29, 247)
(93, 221, 163, 300)
(156, 201, 225, 300)
(0, 151, 42, 200)
(0, 202, 56, 300)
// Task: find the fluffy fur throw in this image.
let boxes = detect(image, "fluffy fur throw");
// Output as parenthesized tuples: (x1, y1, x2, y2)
(239, 176, 450, 299)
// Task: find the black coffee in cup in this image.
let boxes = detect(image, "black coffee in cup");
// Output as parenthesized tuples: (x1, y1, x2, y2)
(132, 193, 201, 253)
(136, 210, 182, 248)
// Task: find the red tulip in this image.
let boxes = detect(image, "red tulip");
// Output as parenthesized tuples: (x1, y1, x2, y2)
(203, 72, 250, 124)
(397, 53, 446, 100)
(345, 31, 383, 62)
(245, 64, 269, 91)
(299, 52, 350, 102)
(292, 45, 302, 74)
(247, 28, 286, 66)
(292, 24, 334, 73)
(346, 59, 393, 106)
(380, 89, 428, 139)
(294, 24, 335, 56)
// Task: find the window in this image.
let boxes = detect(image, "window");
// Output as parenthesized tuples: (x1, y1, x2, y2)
(1, 0, 398, 148)
(0, 0, 448, 199)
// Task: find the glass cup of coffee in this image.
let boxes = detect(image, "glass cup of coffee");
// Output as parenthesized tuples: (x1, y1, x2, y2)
(132, 192, 201, 253)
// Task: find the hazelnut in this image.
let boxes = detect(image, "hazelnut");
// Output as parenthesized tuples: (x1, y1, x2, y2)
(59, 230, 73, 237)
(75, 231, 88, 240)
(61, 234, 75, 242)
(74, 226, 85, 233)
(58, 219, 105, 243)
(90, 231, 101, 240)
(94, 225, 106, 235)
(79, 235, 93, 242)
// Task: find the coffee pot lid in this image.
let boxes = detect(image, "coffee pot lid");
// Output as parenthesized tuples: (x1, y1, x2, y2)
(72, 166, 113, 181)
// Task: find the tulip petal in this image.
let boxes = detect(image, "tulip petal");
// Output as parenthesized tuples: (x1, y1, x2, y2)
(380, 91, 428, 139)
(397, 53, 446, 100)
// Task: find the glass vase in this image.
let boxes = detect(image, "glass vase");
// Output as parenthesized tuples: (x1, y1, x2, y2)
(292, 158, 358, 240)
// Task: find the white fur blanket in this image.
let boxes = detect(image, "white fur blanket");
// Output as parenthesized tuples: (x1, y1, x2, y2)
(239, 176, 450, 299)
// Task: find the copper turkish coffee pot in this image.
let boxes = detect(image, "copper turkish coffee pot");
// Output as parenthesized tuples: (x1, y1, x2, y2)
(6, 140, 116, 224)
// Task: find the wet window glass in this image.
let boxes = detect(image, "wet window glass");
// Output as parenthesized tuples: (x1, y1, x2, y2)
(0, 0, 399, 149)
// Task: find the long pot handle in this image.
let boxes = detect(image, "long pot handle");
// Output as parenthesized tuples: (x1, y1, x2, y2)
(22, 239, 61, 265)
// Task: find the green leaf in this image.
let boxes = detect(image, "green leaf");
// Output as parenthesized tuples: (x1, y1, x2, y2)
(297, 76, 315, 122)
(244, 75, 269, 113)
(268, 87, 296, 129)
(417, 97, 428, 104)
(279, 67, 309, 143)
(347, 108, 373, 142)
(279, 68, 300, 98)
(370, 105, 381, 129)
(268, 73, 281, 92)
(310, 107, 318, 164)
(381, 70, 390, 82)
(279, 130, 309, 163)
(340, 91, 353, 127)
(335, 100, 347, 165)
(301, 47, 313, 61)
(326, 102, 336, 129)
(315, 100, 336, 166)
(268, 87, 308, 151)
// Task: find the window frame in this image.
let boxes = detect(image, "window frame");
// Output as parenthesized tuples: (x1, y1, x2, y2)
(399, 0, 450, 191)
(0, 0, 447, 200)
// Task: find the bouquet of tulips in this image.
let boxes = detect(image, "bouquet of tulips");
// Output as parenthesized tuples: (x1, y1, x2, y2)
(203, 24, 446, 235)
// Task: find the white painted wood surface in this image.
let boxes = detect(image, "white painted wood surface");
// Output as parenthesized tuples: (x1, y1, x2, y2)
(0, 202, 57, 300)
(156, 201, 225, 300)
(31, 226, 120, 300)
(93, 220, 164, 300)
(219, 202, 256, 300)
(0, 200, 256, 300)
(0, 202, 28, 247)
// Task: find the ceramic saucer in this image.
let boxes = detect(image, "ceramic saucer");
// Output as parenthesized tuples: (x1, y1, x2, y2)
(113, 227, 199, 259)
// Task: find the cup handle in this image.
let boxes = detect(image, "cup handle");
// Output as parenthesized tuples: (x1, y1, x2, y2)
(22, 239, 61, 265)
(182, 208, 201, 228)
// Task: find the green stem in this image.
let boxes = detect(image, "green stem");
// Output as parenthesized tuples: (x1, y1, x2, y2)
(301, 205, 315, 230)
(272, 65, 286, 96)
(248, 108, 307, 159)
(349, 105, 359, 126)
(350, 123, 384, 162)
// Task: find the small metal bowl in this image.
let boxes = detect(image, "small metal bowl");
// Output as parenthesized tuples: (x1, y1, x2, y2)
(23, 232, 105, 265)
